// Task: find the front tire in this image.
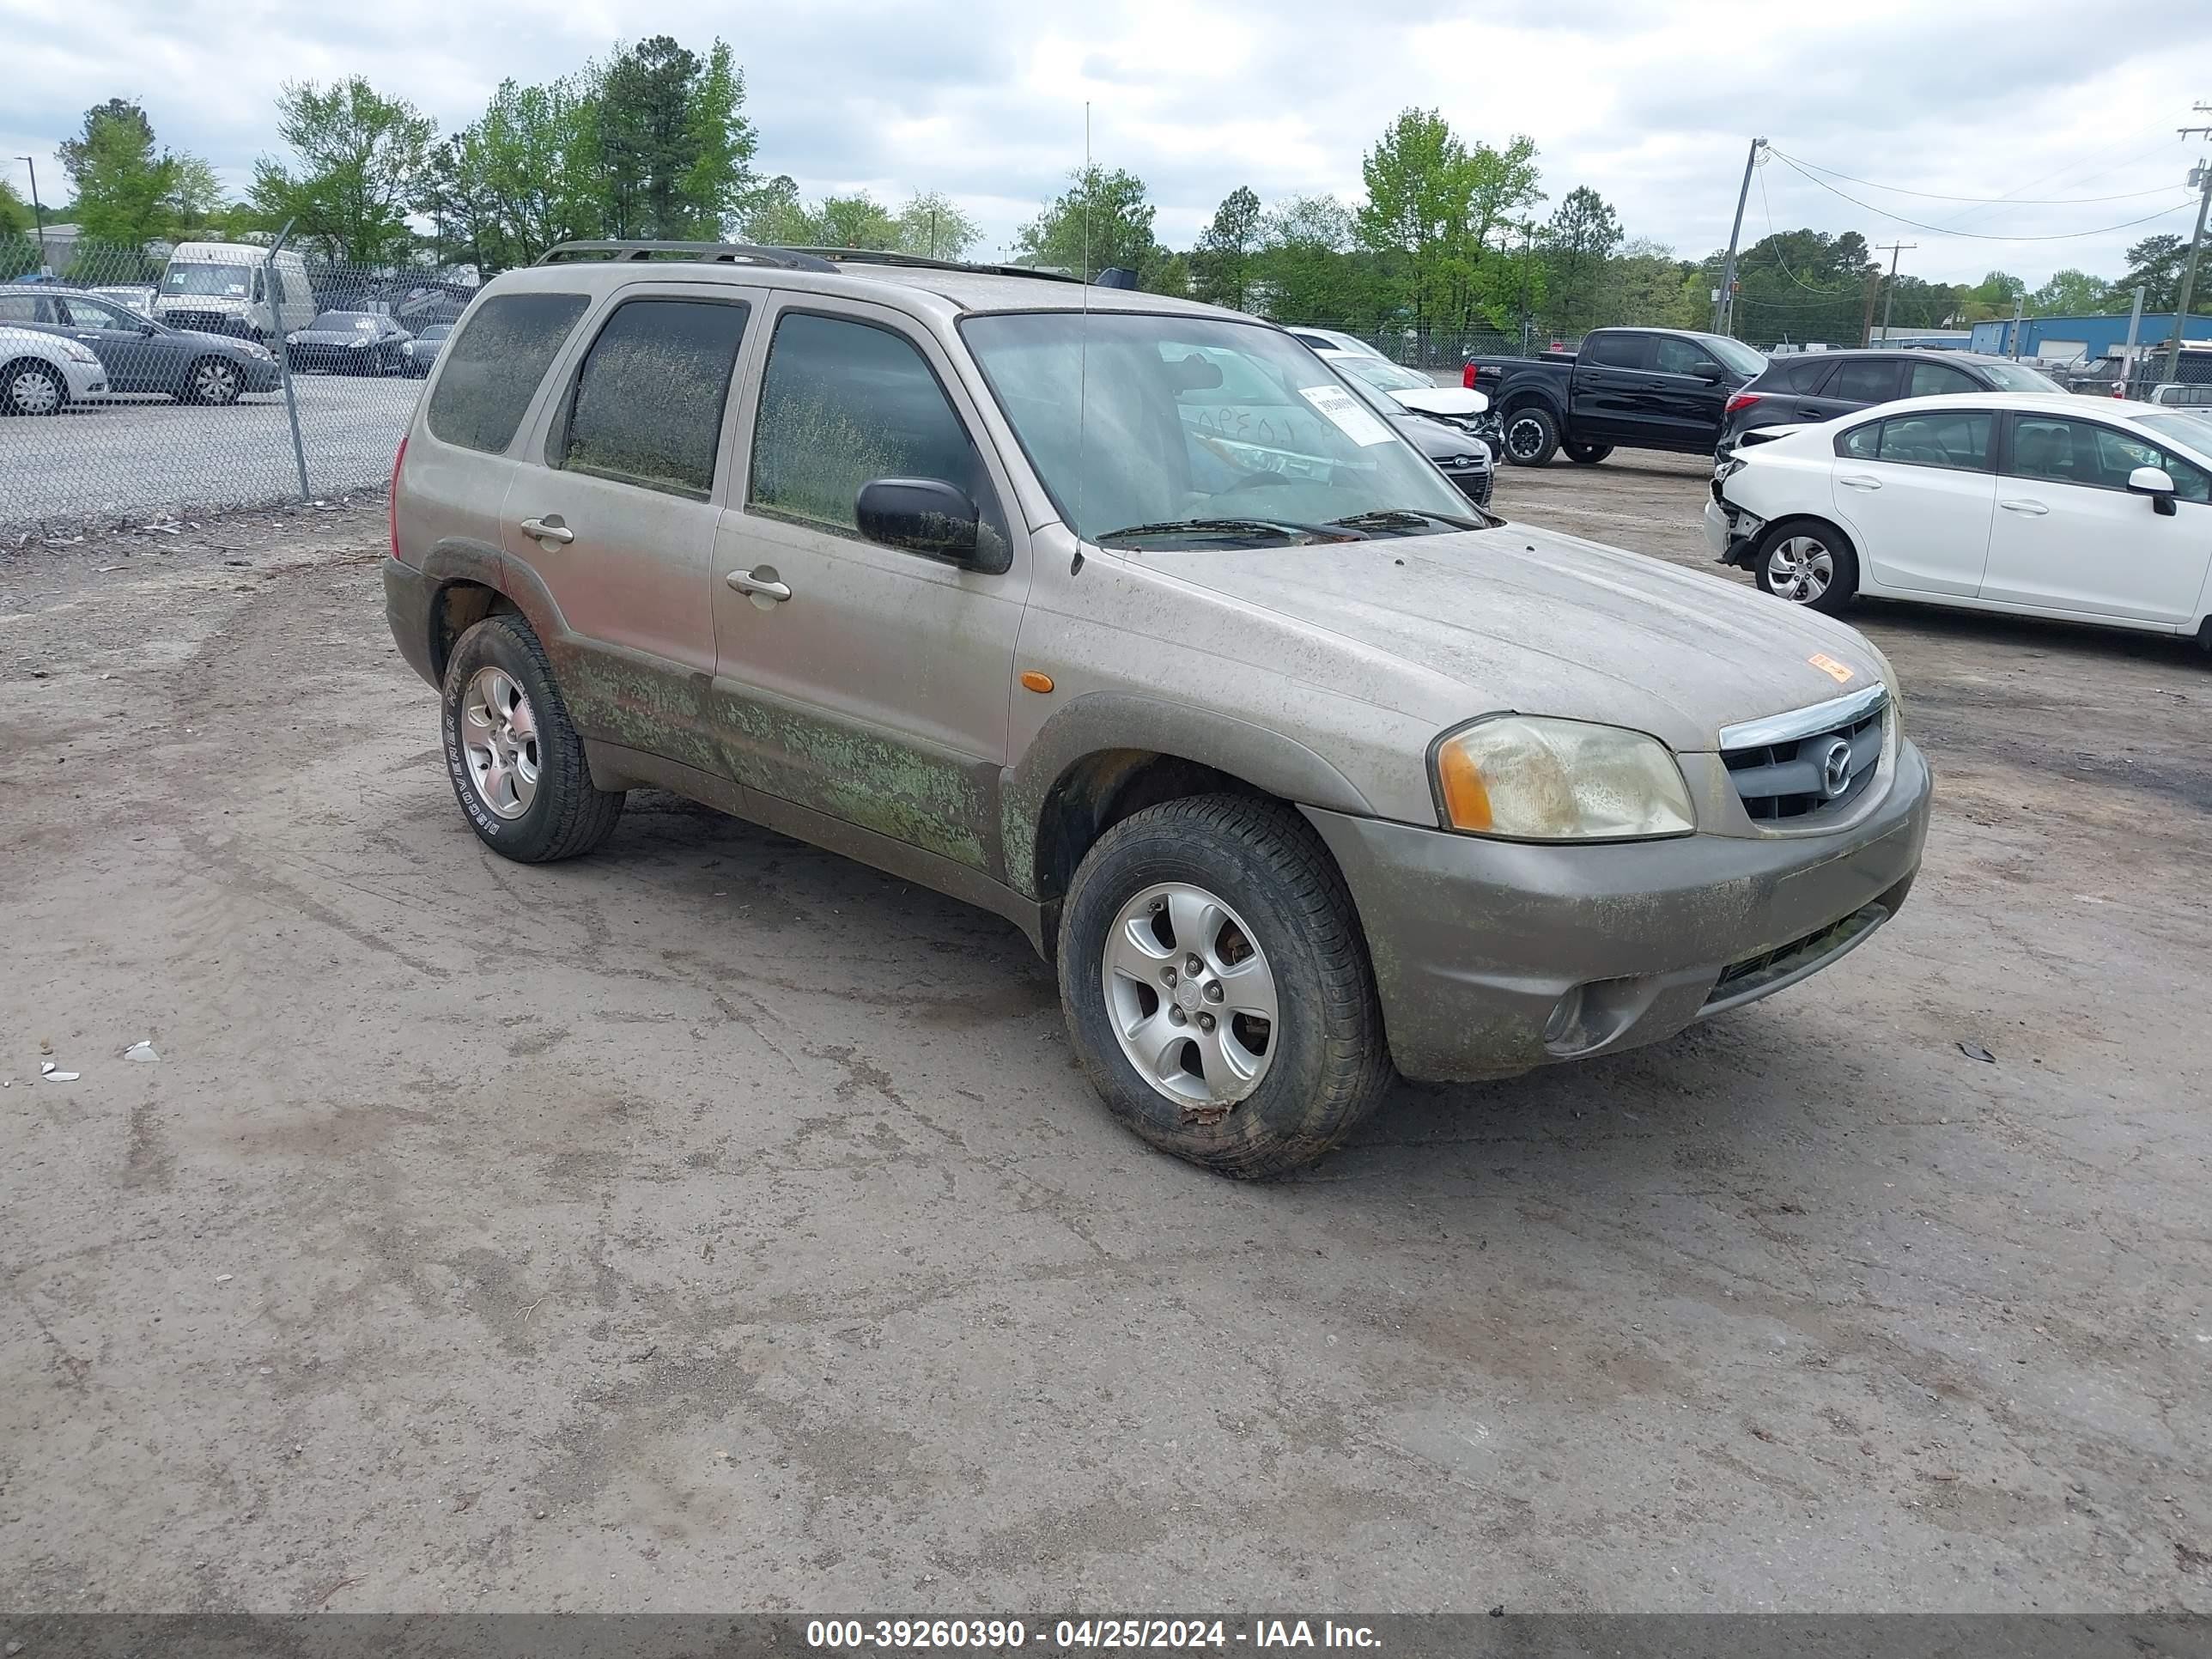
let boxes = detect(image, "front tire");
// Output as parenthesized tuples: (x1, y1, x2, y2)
(1753, 519, 1860, 615)
(1058, 795, 1393, 1179)
(1500, 405, 1559, 466)
(1565, 441, 1612, 465)
(187, 357, 242, 405)
(3, 360, 66, 416)
(441, 613, 624, 862)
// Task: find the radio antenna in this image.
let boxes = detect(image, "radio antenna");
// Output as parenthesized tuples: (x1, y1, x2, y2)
(1073, 100, 1091, 572)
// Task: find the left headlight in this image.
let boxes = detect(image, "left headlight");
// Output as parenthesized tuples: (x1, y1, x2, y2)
(242, 342, 272, 361)
(1432, 715, 1696, 841)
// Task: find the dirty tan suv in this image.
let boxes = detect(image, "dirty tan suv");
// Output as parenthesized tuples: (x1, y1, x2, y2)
(384, 241, 1932, 1177)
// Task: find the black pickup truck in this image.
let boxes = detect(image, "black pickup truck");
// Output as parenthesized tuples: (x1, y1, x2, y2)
(1462, 327, 1768, 467)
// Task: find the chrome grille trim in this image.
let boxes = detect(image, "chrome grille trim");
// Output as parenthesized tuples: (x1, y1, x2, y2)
(1717, 682, 1887, 753)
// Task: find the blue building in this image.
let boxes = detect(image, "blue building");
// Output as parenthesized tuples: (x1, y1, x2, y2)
(1965, 312, 2212, 361)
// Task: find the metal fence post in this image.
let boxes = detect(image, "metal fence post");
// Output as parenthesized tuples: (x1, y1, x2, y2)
(266, 220, 312, 505)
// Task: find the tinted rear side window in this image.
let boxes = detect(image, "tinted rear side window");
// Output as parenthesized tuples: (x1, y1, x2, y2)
(1582, 332, 1648, 369)
(554, 298, 750, 499)
(1772, 357, 1834, 393)
(1832, 360, 1902, 403)
(425, 292, 590, 454)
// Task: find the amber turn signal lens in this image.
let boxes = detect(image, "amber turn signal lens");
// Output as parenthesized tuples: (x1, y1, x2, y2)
(1018, 671, 1054, 694)
(1435, 741, 1492, 831)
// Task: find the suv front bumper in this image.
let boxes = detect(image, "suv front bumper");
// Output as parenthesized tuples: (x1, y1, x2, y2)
(1301, 739, 1931, 1082)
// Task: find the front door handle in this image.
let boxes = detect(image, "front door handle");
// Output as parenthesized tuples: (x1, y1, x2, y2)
(726, 566, 792, 604)
(1838, 474, 1881, 491)
(518, 515, 574, 544)
(1999, 499, 2050, 516)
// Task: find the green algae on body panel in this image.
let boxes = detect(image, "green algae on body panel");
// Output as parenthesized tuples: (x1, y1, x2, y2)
(548, 639, 726, 780)
(707, 683, 996, 872)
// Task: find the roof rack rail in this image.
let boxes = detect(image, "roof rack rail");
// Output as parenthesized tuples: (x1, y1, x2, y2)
(788, 247, 1084, 285)
(535, 240, 840, 272)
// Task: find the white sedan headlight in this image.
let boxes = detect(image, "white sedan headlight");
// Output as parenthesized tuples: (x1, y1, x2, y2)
(61, 342, 100, 365)
(243, 342, 272, 361)
(1434, 715, 1695, 841)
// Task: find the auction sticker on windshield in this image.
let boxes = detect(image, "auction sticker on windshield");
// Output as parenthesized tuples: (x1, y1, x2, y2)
(1297, 385, 1395, 447)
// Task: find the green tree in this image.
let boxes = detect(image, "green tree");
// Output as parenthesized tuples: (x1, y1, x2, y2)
(55, 100, 225, 249)
(1954, 270, 2028, 323)
(1251, 193, 1378, 325)
(1595, 238, 1697, 331)
(1014, 164, 1164, 282)
(2027, 267, 2109, 317)
(1191, 185, 1261, 309)
(0, 177, 27, 236)
(811, 192, 900, 248)
(250, 77, 436, 265)
(1356, 108, 1541, 333)
(2112, 234, 2190, 313)
(1721, 228, 1875, 345)
(893, 191, 981, 259)
(1539, 185, 1621, 335)
(1146, 250, 1191, 300)
(598, 35, 757, 238)
(738, 174, 812, 244)
(425, 73, 604, 271)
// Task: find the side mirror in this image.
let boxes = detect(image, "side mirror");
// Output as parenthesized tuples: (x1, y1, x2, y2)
(1695, 362, 1729, 383)
(2127, 465, 2178, 515)
(855, 477, 997, 568)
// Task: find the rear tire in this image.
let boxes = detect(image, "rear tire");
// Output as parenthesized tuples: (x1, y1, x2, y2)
(1501, 405, 1559, 466)
(1753, 518, 1860, 616)
(1058, 795, 1393, 1179)
(1565, 442, 1613, 465)
(440, 614, 624, 862)
(3, 360, 65, 416)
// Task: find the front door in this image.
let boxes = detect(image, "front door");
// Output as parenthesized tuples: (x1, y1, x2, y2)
(709, 296, 1030, 877)
(499, 287, 752, 776)
(1827, 406, 1997, 596)
(58, 295, 178, 393)
(1649, 334, 1734, 449)
(1980, 412, 2212, 623)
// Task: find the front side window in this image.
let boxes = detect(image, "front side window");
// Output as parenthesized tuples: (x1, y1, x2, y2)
(750, 311, 1006, 551)
(61, 299, 132, 331)
(963, 310, 1478, 545)
(1653, 336, 1719, 378)
(1978, 362, 2063, 393)
(1583, 332, 1648, 370)
(1832, 360, 1901, 404)
(1909, 362, 1977, 398)
(425, 291, 590, 456)
(555, 298, 749, 500)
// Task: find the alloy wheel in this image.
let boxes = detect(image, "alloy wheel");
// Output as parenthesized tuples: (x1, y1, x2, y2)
(1103, 882, 1279, 1109)
(1765, 535, 1834, 604)
(459, 666, 541, 820)
(1506, 416, 1547, 461)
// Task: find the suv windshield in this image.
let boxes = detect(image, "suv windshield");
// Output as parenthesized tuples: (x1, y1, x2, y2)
(963, 312, 1480, 544)
(1978, 362, 2064, 392)
(162, 264, 252, 298)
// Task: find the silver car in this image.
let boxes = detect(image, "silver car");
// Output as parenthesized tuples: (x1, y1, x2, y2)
(384, 242, 1932, 1177)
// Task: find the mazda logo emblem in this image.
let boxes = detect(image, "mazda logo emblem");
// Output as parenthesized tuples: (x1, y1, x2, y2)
(1818, 737, 1854, 799)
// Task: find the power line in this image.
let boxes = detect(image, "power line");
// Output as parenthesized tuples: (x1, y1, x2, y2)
(1755, 166, 1861, 295)
(1933, 128, 2189, 235)
(1765, 148, 2185, 205)
(1766, 149, 2196, 240)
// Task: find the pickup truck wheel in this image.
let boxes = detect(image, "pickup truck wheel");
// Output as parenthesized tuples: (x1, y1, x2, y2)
(1059, 794, 1392, 1179)
(1565, 442, 1612, 465)
(1501, 406, 1559, 466)
(440, 613, 624, 862)
(1753, 519, 1860, 615)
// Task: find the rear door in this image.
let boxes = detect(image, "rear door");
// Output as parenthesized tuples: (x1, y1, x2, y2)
(1980, 412, 2212, 623)
(501, 285, 752, 703)
(1826, 356, 1905, 420)
(708, 295, 1030, 874)
(1570, 331, 1654, 441)
(1827, 406, 1998, 596)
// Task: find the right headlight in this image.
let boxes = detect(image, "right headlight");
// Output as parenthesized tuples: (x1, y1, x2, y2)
(1432, 715, 1696, 841)
(61, 342, 100, 365)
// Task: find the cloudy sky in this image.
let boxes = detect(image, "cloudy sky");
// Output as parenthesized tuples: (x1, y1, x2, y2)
(4, 0, 2205, 287)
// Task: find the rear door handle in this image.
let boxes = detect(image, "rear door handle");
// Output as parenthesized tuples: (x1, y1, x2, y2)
(1999, 499, 2050, 516)
(518, 516, 574, 544)
(726, 566, 792, 604)
(1838, 474, 1881, 491)
(1794, 405, 1825, 418)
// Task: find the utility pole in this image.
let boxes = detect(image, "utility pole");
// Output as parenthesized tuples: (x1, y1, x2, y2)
(2122, 284, 2147, 395)
(15, 156, 47, 274)
(1875, 241, 1916, 344)
(2164, 109, 2212, 384)
(1714, 137, 1765, 336)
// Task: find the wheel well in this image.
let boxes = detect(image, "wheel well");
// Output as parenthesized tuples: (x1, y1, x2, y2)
(1498, 394, 1556, 422)
(1032, 750, 1268, 916)
(428, 580, 520, 683)
(2, 356, 64, 398)
(1757, 514, 1856, 556)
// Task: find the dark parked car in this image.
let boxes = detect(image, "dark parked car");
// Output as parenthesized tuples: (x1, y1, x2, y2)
(398, 322, 452, 378)
(1463, 327, 1767, 466)
(0, 286, 282, 404)
(1354, 387, 1494, 507)
(287, 311, 412, 374)
(1717, 349, 2063, 457)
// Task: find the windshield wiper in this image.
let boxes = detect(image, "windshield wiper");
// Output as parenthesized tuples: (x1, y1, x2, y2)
(1327, 507, 1492, 534)
(1095, 516, 1364, 545)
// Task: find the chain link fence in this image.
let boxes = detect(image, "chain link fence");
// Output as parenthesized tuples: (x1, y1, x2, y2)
(1, 239, 470, 537)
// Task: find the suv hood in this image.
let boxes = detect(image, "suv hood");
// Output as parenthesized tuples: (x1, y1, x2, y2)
(1143, 522, 1885, 753)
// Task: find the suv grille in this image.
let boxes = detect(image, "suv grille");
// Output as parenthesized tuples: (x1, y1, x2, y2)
(1719, 684, 1886, 825)
(163, 310, 241, 335)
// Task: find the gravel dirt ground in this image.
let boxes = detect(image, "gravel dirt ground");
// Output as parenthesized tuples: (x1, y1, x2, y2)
(2, 454, 2207, 1615)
